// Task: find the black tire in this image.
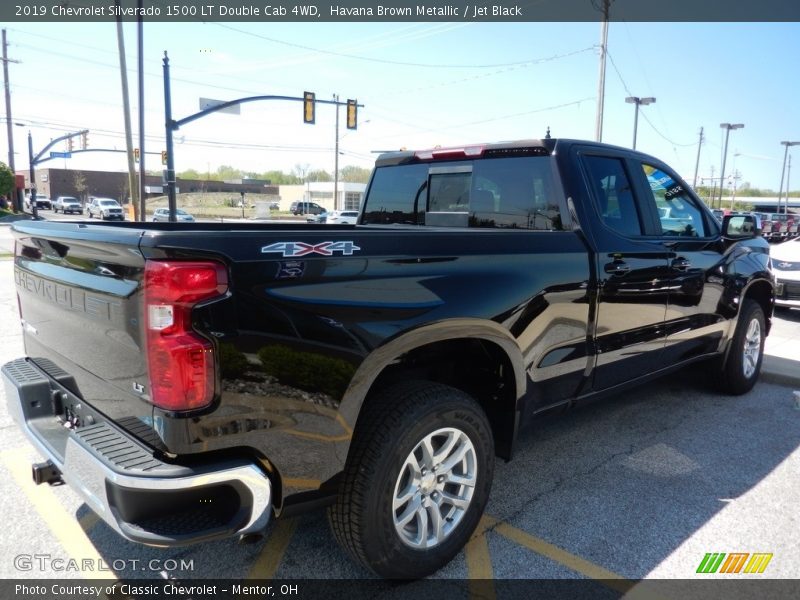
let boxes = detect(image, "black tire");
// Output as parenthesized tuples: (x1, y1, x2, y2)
(328, 381, 494, 579)
(716, 299, 765, 395)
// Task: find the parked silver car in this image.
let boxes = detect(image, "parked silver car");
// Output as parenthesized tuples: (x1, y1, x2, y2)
(152, 208, 195, 222)
(87, 197, 124, 220)
(53, 196, 83, 214)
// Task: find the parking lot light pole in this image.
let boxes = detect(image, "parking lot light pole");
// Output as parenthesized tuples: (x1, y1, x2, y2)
(718, 123, 744, 207)
(778, 141, 800, 214)
(625, 96, 655, 150)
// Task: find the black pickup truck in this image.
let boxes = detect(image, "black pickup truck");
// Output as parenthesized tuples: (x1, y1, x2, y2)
(3, 139, 774, 578)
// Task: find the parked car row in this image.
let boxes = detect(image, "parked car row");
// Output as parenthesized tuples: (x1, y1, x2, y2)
(757, 212, 799, 242)
(710, 209, 799, 242)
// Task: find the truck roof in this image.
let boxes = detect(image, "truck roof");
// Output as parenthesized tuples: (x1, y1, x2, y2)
(374, 138, 647, 167)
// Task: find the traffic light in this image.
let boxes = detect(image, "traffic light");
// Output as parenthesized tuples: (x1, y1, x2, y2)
(346, 99, 357, 130)
(161, 150, 168, 165)
(67, 138, 73, 152)
(303, 91, 315, 124)
(81, 132, 88, 149)
(134, 148, 140, 163)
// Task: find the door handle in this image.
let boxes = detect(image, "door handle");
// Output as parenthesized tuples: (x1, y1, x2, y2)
(670, 257, 691, 271)
(604, 261, 631, 275)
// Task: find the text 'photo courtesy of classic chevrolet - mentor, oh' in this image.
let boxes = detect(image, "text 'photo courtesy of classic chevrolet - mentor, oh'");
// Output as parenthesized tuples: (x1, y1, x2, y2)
(3, 139, 775, 578)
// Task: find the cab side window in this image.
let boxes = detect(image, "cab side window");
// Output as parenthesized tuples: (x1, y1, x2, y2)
(583, 155, 643, 237)
(639, 163, 708, 238)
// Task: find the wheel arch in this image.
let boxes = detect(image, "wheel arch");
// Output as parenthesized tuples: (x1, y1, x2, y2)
(741, 277, 774, 335)
(339, 319, 526, 461)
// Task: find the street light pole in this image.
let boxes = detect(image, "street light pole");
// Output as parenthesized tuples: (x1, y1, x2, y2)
(718, 123, 744, 207)
(27, 131, 38, 219)
(625, 97, 655, 150)
(778, 141, 800, 215)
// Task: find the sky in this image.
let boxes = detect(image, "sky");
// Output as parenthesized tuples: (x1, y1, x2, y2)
(2, 18, 799, 191)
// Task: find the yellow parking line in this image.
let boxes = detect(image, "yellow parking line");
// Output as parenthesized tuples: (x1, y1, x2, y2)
(465, 516, 495, 600)
(0, 446, 116, 581)
(282, 477, 322, 490)
(78, 511, 101, 532)
(246, 518, 298, 580)
(483, 515, 634, 594)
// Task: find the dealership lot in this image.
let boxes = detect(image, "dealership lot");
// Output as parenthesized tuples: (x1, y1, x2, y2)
(0, 237, 798, 589)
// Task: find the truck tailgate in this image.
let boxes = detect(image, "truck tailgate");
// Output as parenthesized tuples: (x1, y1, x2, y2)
(11, 221, 155, 440)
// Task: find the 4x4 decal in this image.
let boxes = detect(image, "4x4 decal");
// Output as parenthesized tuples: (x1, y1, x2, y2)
(261, 241, 361, 257)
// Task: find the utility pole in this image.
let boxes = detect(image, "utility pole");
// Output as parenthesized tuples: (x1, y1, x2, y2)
(115, 1, 139, 220)
(729, 170, 741, 210)
(333, 93, 340, 211)
(778, 141, 800, 215)
(692, 127, 704, 189)
(594, 0, 611, 142)
(2, 29, 21, 212)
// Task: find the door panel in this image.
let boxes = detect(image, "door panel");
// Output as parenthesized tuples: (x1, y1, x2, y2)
(579, 152, 671, 391)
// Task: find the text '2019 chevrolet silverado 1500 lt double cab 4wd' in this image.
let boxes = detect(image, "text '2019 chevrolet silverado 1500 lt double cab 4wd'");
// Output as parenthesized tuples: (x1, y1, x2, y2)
(3, 139, 774, 578)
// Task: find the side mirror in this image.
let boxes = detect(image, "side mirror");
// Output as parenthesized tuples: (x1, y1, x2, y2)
(722, 214, 760, 239)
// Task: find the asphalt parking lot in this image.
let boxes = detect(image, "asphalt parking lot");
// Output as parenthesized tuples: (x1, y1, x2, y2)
(0, 227, 799, 597)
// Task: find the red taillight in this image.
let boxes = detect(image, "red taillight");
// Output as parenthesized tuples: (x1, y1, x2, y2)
(144, 260, 228, 411)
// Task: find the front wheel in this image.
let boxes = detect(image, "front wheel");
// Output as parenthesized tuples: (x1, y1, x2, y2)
(328, 381, 494, 579)
(716, 299, 766, 395)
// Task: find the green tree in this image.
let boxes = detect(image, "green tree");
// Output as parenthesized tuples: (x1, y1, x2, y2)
(307, 169, 332, 182)
(0, 161, 14, 198)
(339, 165, 371, 183)
(214, 165, 242, 181)
(259, 170, 301, 185)
(178, 168, 201, 180)
(73, 171, 88, 203)
(292, 163, 311, 182)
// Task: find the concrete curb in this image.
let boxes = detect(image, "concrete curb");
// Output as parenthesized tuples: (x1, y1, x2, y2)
(761, 355, 800, 388)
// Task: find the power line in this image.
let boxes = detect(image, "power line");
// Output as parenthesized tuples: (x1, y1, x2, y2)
(212, 23, 592, 70)
(380, 47, 595, 97)
(606, 49, 695, 148)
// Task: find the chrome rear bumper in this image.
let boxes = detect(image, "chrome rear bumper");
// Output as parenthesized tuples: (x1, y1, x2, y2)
(2, 358, 272, 547)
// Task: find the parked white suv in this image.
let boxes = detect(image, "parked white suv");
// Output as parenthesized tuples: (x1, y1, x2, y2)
(87, 198, 124, 220)
(326, 210, 359, 224)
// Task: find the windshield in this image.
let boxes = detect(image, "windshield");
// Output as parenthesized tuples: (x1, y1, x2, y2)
(100, 200, 118, 206)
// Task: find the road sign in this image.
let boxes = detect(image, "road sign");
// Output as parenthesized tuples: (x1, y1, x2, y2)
(50, 151, 72, 158)
(199, 97, 241, 115)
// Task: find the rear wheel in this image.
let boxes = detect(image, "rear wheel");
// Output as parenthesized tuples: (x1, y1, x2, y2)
(328, 381, 494, 579)
(716, 299, 765, 395)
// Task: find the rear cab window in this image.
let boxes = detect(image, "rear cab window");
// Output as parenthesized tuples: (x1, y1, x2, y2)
(361, 153, 566, 231)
